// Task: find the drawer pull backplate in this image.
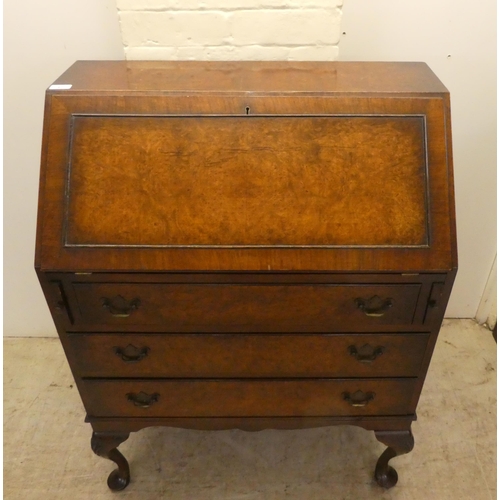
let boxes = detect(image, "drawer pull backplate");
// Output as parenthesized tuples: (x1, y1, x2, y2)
(348, 344, 385, 363)
(342, 390, 375, 407)
(126, 391, 159, 409)
(355, 296, 393, 317)
(113, 344, 150, 363)
(101, 295, 140, 318)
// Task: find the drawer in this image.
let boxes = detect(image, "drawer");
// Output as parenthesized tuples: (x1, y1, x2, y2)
(81, 379, 417, 418)
(69, 333, 429, 378)
(70, 283, 421, 332)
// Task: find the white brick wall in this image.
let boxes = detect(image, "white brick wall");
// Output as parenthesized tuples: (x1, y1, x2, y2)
(116, 0, 342, 61)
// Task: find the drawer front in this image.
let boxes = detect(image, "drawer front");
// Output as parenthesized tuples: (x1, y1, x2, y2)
(71, 283, 421, 331)
(69, 333, 429, 378)
(81, 379, 417, 418)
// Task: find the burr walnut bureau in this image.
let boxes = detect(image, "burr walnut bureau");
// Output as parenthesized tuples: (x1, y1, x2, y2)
(35, 61, 457, 491)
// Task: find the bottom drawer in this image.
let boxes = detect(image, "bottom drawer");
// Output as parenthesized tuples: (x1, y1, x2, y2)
(81, 379, 417, 418)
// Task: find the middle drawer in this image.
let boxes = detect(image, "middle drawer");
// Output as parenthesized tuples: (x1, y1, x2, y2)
(69, 332, 429, 378)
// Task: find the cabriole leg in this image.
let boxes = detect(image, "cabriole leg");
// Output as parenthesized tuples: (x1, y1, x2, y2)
(91, 431, 131, 491)
(374, 429, 414, 489)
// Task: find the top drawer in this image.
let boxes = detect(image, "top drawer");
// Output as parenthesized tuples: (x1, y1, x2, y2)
(68, 282, 421, 332)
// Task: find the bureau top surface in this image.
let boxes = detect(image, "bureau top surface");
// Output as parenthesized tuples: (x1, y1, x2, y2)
(50, 61, 448, 95)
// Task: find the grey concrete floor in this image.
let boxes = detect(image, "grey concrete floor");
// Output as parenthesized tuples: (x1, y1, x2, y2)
(4, 319, 496, 499)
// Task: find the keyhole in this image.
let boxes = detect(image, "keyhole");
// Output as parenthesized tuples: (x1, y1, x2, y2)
(245, 106, 250, 115)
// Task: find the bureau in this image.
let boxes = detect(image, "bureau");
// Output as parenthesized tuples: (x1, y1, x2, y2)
(35, 61, 457, 491)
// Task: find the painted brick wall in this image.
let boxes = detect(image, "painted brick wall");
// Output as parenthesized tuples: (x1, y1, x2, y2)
(116, 0, 342, 60)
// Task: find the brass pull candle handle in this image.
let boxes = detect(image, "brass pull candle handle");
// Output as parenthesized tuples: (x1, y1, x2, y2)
(348, 344, 385, 363)
(113, 344, 150, 363)
(101, 295, 140, 318)
(342, 390, 375, 407)
(126, 392, 159, 409)
(355, 296, 393, 317)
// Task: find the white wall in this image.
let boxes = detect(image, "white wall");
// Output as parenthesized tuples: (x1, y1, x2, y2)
(4, 0, 124, 337)
(339, 0, 497, 318)
(117, 0, 342, 61)
(476, 256, 497, 329)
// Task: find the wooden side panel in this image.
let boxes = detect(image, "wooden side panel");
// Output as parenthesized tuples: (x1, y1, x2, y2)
(66, 115, 428, 248)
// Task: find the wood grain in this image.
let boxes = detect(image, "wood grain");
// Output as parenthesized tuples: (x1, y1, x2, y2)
(82, 378, 417, 418)
(71, 282, 421, 331)
(69, 332, 429, 378)
(35, 62, 458, 490)
(36, 77, 454, 272)
(50, 61, 449, 94)
(66, 115, 427, 247)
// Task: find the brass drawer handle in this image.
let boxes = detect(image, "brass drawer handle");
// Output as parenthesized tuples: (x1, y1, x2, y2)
(355, 296, 393, 317)
(342, 390, 375, 407)
(126, 391, 159, 409)
(348, 344, 385, 363)
(101, 295, 140, 317)
(113, 344, 150, 363)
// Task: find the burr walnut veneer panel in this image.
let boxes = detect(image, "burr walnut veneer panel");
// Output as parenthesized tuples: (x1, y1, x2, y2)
(67, 115, 427, 247)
